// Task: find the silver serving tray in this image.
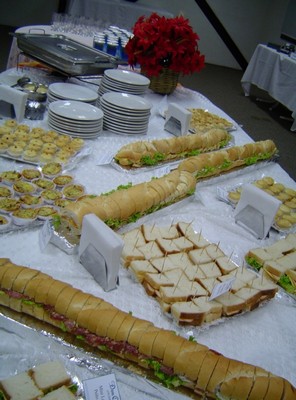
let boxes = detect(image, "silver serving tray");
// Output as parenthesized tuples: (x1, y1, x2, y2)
(13, 32, 118, 76)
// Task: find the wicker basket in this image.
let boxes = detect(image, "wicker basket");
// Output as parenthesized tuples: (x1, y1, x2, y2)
(141, 67, 179, 95)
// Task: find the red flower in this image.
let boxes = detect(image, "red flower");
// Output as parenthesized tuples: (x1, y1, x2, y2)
(125, 13, 205, 77)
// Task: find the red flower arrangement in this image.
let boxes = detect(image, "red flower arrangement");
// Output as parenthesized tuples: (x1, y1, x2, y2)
(125, 13, 205, 77)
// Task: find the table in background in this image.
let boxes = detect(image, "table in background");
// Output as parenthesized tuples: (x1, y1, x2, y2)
(241, 44, 296, 131)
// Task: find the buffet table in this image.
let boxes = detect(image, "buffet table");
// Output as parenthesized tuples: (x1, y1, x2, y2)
(241, 43, 296, 131)
(0, 65, 296, 398)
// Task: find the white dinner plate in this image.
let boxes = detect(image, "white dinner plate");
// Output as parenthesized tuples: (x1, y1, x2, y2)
(48, 110, 103, 127)
(48, 82, 98, 102)
(49, 100, 104, 121)
(100, 92, 152, 111)
(104, 69, 150, 86)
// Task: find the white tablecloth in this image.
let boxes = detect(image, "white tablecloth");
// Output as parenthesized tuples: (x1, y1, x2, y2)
(0, 67, 296, 398)
(241, 44, 296, 131)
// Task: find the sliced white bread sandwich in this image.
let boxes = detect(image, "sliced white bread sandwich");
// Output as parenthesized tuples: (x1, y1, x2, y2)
(42, 385, 76, 399)
(31, 361, 71, 393)
(0, 372, 43, 400)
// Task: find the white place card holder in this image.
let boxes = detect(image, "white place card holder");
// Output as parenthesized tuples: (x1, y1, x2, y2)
(164, 102, 192, 136)
(83, 373, 121, 400)
(233, 183, 281, 239)
(209, 276, 235, 301)
(0, 85, 28, 121)
(79, 214, 124, 291)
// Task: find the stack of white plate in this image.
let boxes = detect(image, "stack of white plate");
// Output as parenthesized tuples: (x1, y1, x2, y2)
(98, 69, 150, 98)
(48, 82, 99, 105)
(100, 92, 151, 135)
(48, 100, 104, 139)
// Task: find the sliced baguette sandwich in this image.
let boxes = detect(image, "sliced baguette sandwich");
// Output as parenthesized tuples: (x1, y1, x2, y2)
(114, 128, 231, 167)
(0, 259, 294, 399)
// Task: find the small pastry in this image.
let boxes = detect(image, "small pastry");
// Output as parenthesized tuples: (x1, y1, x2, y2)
(54, 198, 72, 208)
(33, 178, 55, 191)
(0, 171, 22, 185)
(0, 141, 8, 153)
(4, 119, 18, 128)
(31, 127, 46, 137)
(41, 162, 62, 177)
(16, 124, 30, 133)
(21, 168, 42, 181)
(0, 185, 13, 198)
(0, 126, 13, 135)
(13, 181, 37, 195)
(53, 174, 73, 187)
(7, 145, 23, 157)
(63, 184, 85, 200)
(0, 197, 21, 212)
(46, 130, 59, 139)
(22, 149, 39, 162)
(38, 152, 54, 163)
(12, 207, 38, 225)
(14, 140, 27, 149)
(42, 143, 58, 154)
(68, 137, 84, 151)
(15, 131, 30, 142)
(0, 214, 11, 230)
(20, 194, 43, 207)
(41, 134, 55, 143)
(36, 205, 58, 219)
(41, 189, 62, 203)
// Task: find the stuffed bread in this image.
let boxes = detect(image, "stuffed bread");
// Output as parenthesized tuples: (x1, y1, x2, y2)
(61, 169, 196, 230)
(0, 259, 295, 399)
(178, 140, 277, 179)
(114, 128, 231, 167)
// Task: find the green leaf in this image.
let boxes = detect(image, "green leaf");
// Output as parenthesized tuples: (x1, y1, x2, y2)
(245, 256, 262, 271)
(278, 275, 296, 294)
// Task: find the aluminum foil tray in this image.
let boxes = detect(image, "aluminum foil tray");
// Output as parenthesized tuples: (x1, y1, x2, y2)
(13, 33, 118, 76)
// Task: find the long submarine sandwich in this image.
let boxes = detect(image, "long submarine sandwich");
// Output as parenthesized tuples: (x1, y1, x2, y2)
(0, 259, 295, 399)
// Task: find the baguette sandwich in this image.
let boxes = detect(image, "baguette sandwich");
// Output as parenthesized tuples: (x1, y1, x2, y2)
(1, 259, 294, 399)
(114, 128, 231, 167)
(60, 169, 196, 232)
(177, 139, 277, 179)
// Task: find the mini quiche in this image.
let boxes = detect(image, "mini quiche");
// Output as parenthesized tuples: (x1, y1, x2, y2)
(13, 181, 37, 195)
(36, 205, 58, 219)
(20, 194, 43, 208)
(0, 198, 21, 212)
(0, 214, 11, 230)
(42, 162, 62, 177)
(63, 184, 85, 200)
(11, 208, 38, 225)
(53, 175, 73, 187)
(21, 168, 42, 181)
(0, 171, 22, 185)
(33, 178, 55, 191)
(0, 185, 13, 198)
(41, 189, 63, 203)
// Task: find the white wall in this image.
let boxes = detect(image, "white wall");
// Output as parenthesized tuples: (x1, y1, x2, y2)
(134, 0, 291, 69)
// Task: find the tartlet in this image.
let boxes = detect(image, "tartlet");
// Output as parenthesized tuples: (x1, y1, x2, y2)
(22, 149, 39, 162)
(53, 174, 73, 187)
(16, 124, 30, 133)
(36, 205, 58, 220)
(13, 181, 37, 195)
(0, 126, 13, 135)
(0, 214, 11, 230)
(41, 189, 63, 203)
(4, 119, 18, 128)
(11, 207, 38, 226)
(21, 168, 42, 181)
(41, 162, 62, 177)
(0, 171, 22, 185)
(0, 198, 21, 212)
(20, 194, 43, 207)
(54, 198, 72, 208)
(0, 185, 14, 198)
(33, 178, 55, 191)
(7, 145, 23, 157)
(63, 184, 85, 200)
(42, 143, 58, 154)
(0, 141, 8, 153)
(39, 152, 54, 163)
(31, 127, 46, 137)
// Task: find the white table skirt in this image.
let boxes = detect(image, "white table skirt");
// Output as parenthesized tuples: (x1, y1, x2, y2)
(0, 67, 296, 397)
(241, 44, 296, 131)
